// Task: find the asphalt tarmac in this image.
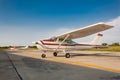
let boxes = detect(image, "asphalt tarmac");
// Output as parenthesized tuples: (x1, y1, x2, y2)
(0, 50, 120, 80)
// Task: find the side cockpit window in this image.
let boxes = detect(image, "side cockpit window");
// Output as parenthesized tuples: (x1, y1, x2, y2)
(55, 38, 76, 44)
(65, 40, 76, 44)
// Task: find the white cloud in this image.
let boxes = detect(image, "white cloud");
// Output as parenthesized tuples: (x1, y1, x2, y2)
(102, 16, 120, 44)
(106, 16, 120, 26)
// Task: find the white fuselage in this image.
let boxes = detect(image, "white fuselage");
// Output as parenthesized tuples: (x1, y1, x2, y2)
(36, 39, 100, 51)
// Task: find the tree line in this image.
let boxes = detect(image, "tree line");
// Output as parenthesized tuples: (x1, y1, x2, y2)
(102, 42, 120, 46)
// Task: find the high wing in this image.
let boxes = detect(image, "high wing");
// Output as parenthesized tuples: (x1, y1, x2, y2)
(54, 22, 113, 40)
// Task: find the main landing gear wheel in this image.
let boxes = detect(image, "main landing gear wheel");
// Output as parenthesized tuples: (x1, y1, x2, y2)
(53, 52, 57, 56)
(41, 54, 46, 58)
(65, 53, 70, 58)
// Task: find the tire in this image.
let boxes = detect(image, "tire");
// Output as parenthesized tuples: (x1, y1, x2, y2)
(53, 52, 57, 56)
(41, 54, 46, 58)
(65, 53, 70, 58)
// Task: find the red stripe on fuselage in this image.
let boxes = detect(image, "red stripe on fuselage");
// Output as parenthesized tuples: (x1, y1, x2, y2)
(41, 40, 75, 46)
(40, 40, 100, 46)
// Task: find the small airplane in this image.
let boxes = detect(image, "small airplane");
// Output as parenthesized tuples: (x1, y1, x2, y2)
(10, 46, 29, 50)
(33, 22, 113, 58)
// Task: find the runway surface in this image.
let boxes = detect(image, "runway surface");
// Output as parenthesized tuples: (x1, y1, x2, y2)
(0, 50, 120, 80)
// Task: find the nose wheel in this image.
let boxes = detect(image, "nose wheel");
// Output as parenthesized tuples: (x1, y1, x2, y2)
(41, 54, 46, 58)
(65, 53, 70, 58)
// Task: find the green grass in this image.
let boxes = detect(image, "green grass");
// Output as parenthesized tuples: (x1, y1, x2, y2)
(89, 46, 120, 52)
(0, 47, 9, 50)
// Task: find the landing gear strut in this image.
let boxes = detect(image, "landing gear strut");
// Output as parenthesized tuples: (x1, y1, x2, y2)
(53, 52, 57, 56)
(65, 53, 70, 58)
(41, 54, 46, 58)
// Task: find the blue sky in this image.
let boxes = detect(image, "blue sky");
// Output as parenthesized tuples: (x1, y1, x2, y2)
(0, 0, 120, 46)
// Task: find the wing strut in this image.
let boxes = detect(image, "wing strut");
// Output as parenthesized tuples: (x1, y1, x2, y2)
(55, 34, 70, 52)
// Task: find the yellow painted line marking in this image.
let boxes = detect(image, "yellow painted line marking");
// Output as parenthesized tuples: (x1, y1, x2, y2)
(47, 57, 120, 73)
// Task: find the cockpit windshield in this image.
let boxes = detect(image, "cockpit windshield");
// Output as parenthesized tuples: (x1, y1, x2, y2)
(59, 39, 76, 44)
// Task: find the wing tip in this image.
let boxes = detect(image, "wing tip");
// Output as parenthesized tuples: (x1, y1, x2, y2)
(97, 22, 114, 28)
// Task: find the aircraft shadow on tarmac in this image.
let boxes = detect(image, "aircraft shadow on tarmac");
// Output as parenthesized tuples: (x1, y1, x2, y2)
(4, 51, 120, 80)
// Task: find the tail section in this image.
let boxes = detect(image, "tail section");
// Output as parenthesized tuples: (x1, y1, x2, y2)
(90, 33, 103, 45)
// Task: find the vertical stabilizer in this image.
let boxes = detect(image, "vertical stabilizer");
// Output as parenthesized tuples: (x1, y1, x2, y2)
(91, 34, 103, 45)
